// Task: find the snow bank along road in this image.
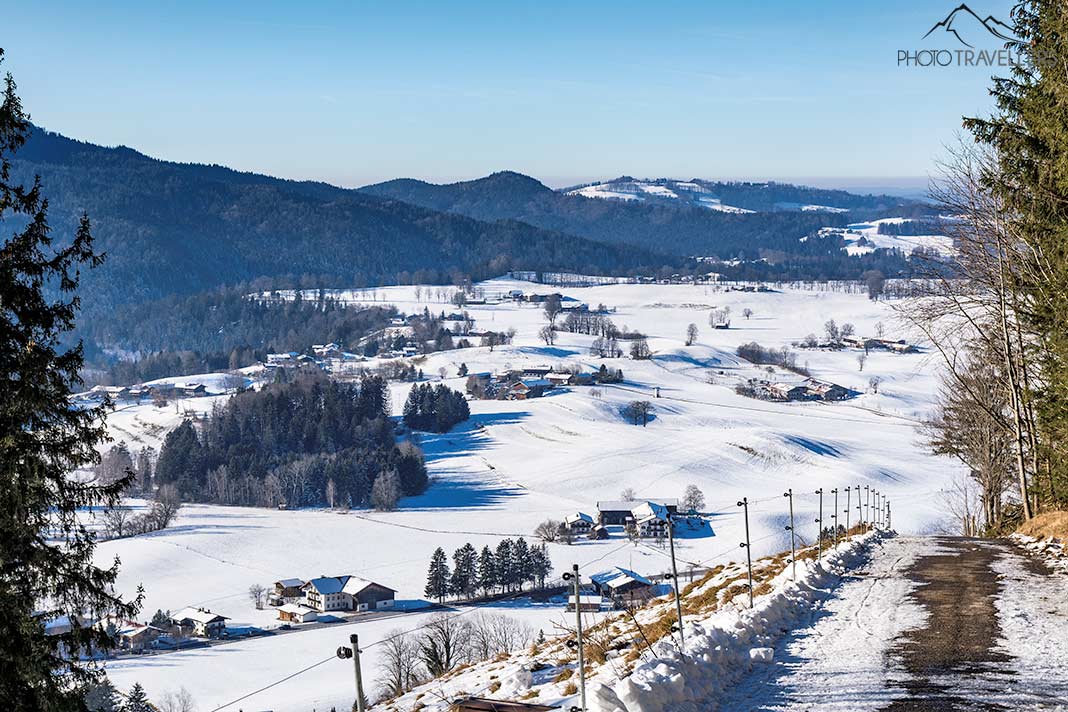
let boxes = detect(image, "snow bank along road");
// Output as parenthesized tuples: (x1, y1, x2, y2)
(720, 536, 1068, 711)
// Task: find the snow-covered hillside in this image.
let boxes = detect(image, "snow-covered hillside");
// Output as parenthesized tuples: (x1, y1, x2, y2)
(96, 278, 958, 711)
(565, 179, 753, 213)
(818, 218, 954, 256)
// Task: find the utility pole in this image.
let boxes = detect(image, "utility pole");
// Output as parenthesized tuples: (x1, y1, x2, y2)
(815, 488, 824, 563)
(336, 634, 367, 712)
(831, 488, 839, 548)
(845, 486, 852, 535)
(567, 564, 587, 712)
(737, 497, 754, 607)
(666, 516, 686, 654)
(784, 489, 797, 581)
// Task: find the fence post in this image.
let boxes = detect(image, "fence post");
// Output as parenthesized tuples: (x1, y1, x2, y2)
(887, 499, 892, 530)
(737, 497, 754, 607)
(784, 489, 797, 581)
(864, 485, 870, 528)
(831, 488, 839, 548)
(855, 485, 861, 528)
(814, 488, 824, 563)
(845, 485, 852, 536)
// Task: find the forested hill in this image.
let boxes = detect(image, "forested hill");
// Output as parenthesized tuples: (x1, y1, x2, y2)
(361, 172, 935, 258)
(9, 128, 675, 321)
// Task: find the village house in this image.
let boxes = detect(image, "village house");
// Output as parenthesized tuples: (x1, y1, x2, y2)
(595, 498, 679, 526)
(804, 379, 851, 401)
(562, 512, 594, 536)
(590, 567, 657, 608)
(301, 575, 396, 613)
(171, 607, 229, 639)
(269, 578, 306, 606)
(630, 500, 673, 538)
(767, 382, 814, 402)
(508, 379, 552, 400)
(105, 620, 163, 651)
(312, 342, 342, 358)
(266, 352, 299, 367)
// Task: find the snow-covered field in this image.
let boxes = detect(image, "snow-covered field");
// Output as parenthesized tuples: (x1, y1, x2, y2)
(818, 218, 954, 257)
(96, 278, 960, 710)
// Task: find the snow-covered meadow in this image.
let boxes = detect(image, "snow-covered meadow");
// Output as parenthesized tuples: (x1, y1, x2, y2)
(95, 278, 961, 710)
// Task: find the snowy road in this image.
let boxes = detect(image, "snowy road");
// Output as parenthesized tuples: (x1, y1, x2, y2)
(718, 536, 1068, 711)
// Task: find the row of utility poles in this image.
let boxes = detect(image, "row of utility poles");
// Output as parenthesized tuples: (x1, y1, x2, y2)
(338, 486, 893, 712)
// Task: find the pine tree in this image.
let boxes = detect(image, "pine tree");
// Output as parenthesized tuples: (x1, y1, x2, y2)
(449, 543, 477, 599)
(122, 683, 152, 712)
(424, 548, 450, 603)
(495, 539, 514, 592)
(530, 543, 553, 589)
(513, 538, 531, 591)
(477, 545, 496, 596)
(0, 51, 141, 711)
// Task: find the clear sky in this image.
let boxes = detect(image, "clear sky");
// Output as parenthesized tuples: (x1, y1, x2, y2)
(3, 0, 1016, 190)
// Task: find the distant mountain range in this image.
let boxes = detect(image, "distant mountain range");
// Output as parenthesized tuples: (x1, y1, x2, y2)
(10, 127, 939, 338)
(361, 172, 933, 258)
(12, 129, 669, 322)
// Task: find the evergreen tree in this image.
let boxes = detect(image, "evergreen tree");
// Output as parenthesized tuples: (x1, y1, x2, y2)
(530, 543, 553, 589)
(477, 545, 496, 596)
(0, 52, 141, 711)
(512, 538, 531, 591)
(84, 680, 120, 712)
(424, 548, 450, 603)
(963, 1, 1068, 511)
(122, 683, 152, 712)
(494, 539, 514, 592)
(449, 543, 478, 599)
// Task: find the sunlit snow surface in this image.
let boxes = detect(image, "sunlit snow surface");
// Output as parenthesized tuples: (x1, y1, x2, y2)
(96, 278, 961, 710)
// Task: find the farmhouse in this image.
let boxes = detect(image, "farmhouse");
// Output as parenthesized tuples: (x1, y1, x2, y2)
(269, 578, 305, 606)
(171, 607, 229, 638)
(630, 500, 673, 538)
(590, 567, 656, 608)
(596, 498, 679, 526)
(766, 383, 813, 402)
(563, 512, 594, 535)
(508, 379, 552, 400)
(108, 620, 163, 651)
(302, 575, 396, 613)
(804, 379, 851, 401)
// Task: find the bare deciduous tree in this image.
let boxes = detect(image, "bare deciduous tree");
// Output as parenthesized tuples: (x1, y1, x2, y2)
(378, 629, 422, 698)
(248, 584, 266, 610)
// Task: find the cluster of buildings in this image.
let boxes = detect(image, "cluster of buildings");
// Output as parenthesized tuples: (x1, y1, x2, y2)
(467, 365, 596, 401)
(563, 498, 681, 541)
(742, 377, 852, 403)
(77, 381, 209, 405)
(270, 574, 396, 624)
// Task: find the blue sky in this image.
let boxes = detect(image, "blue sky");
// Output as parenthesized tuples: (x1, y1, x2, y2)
(4, 1, 1015, 190)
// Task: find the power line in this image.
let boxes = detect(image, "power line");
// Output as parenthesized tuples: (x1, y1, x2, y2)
(207, 654, 335, 712)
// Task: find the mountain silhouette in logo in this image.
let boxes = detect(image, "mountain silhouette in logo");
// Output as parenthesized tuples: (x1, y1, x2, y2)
(923, 3, 1016, 48)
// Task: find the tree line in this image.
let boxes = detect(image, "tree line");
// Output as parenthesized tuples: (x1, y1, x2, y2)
(424, 538, 553, 603)
(913, 1, 1068, 534)
(402, 383, 471, 433)
(154, 373, 427, 509)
